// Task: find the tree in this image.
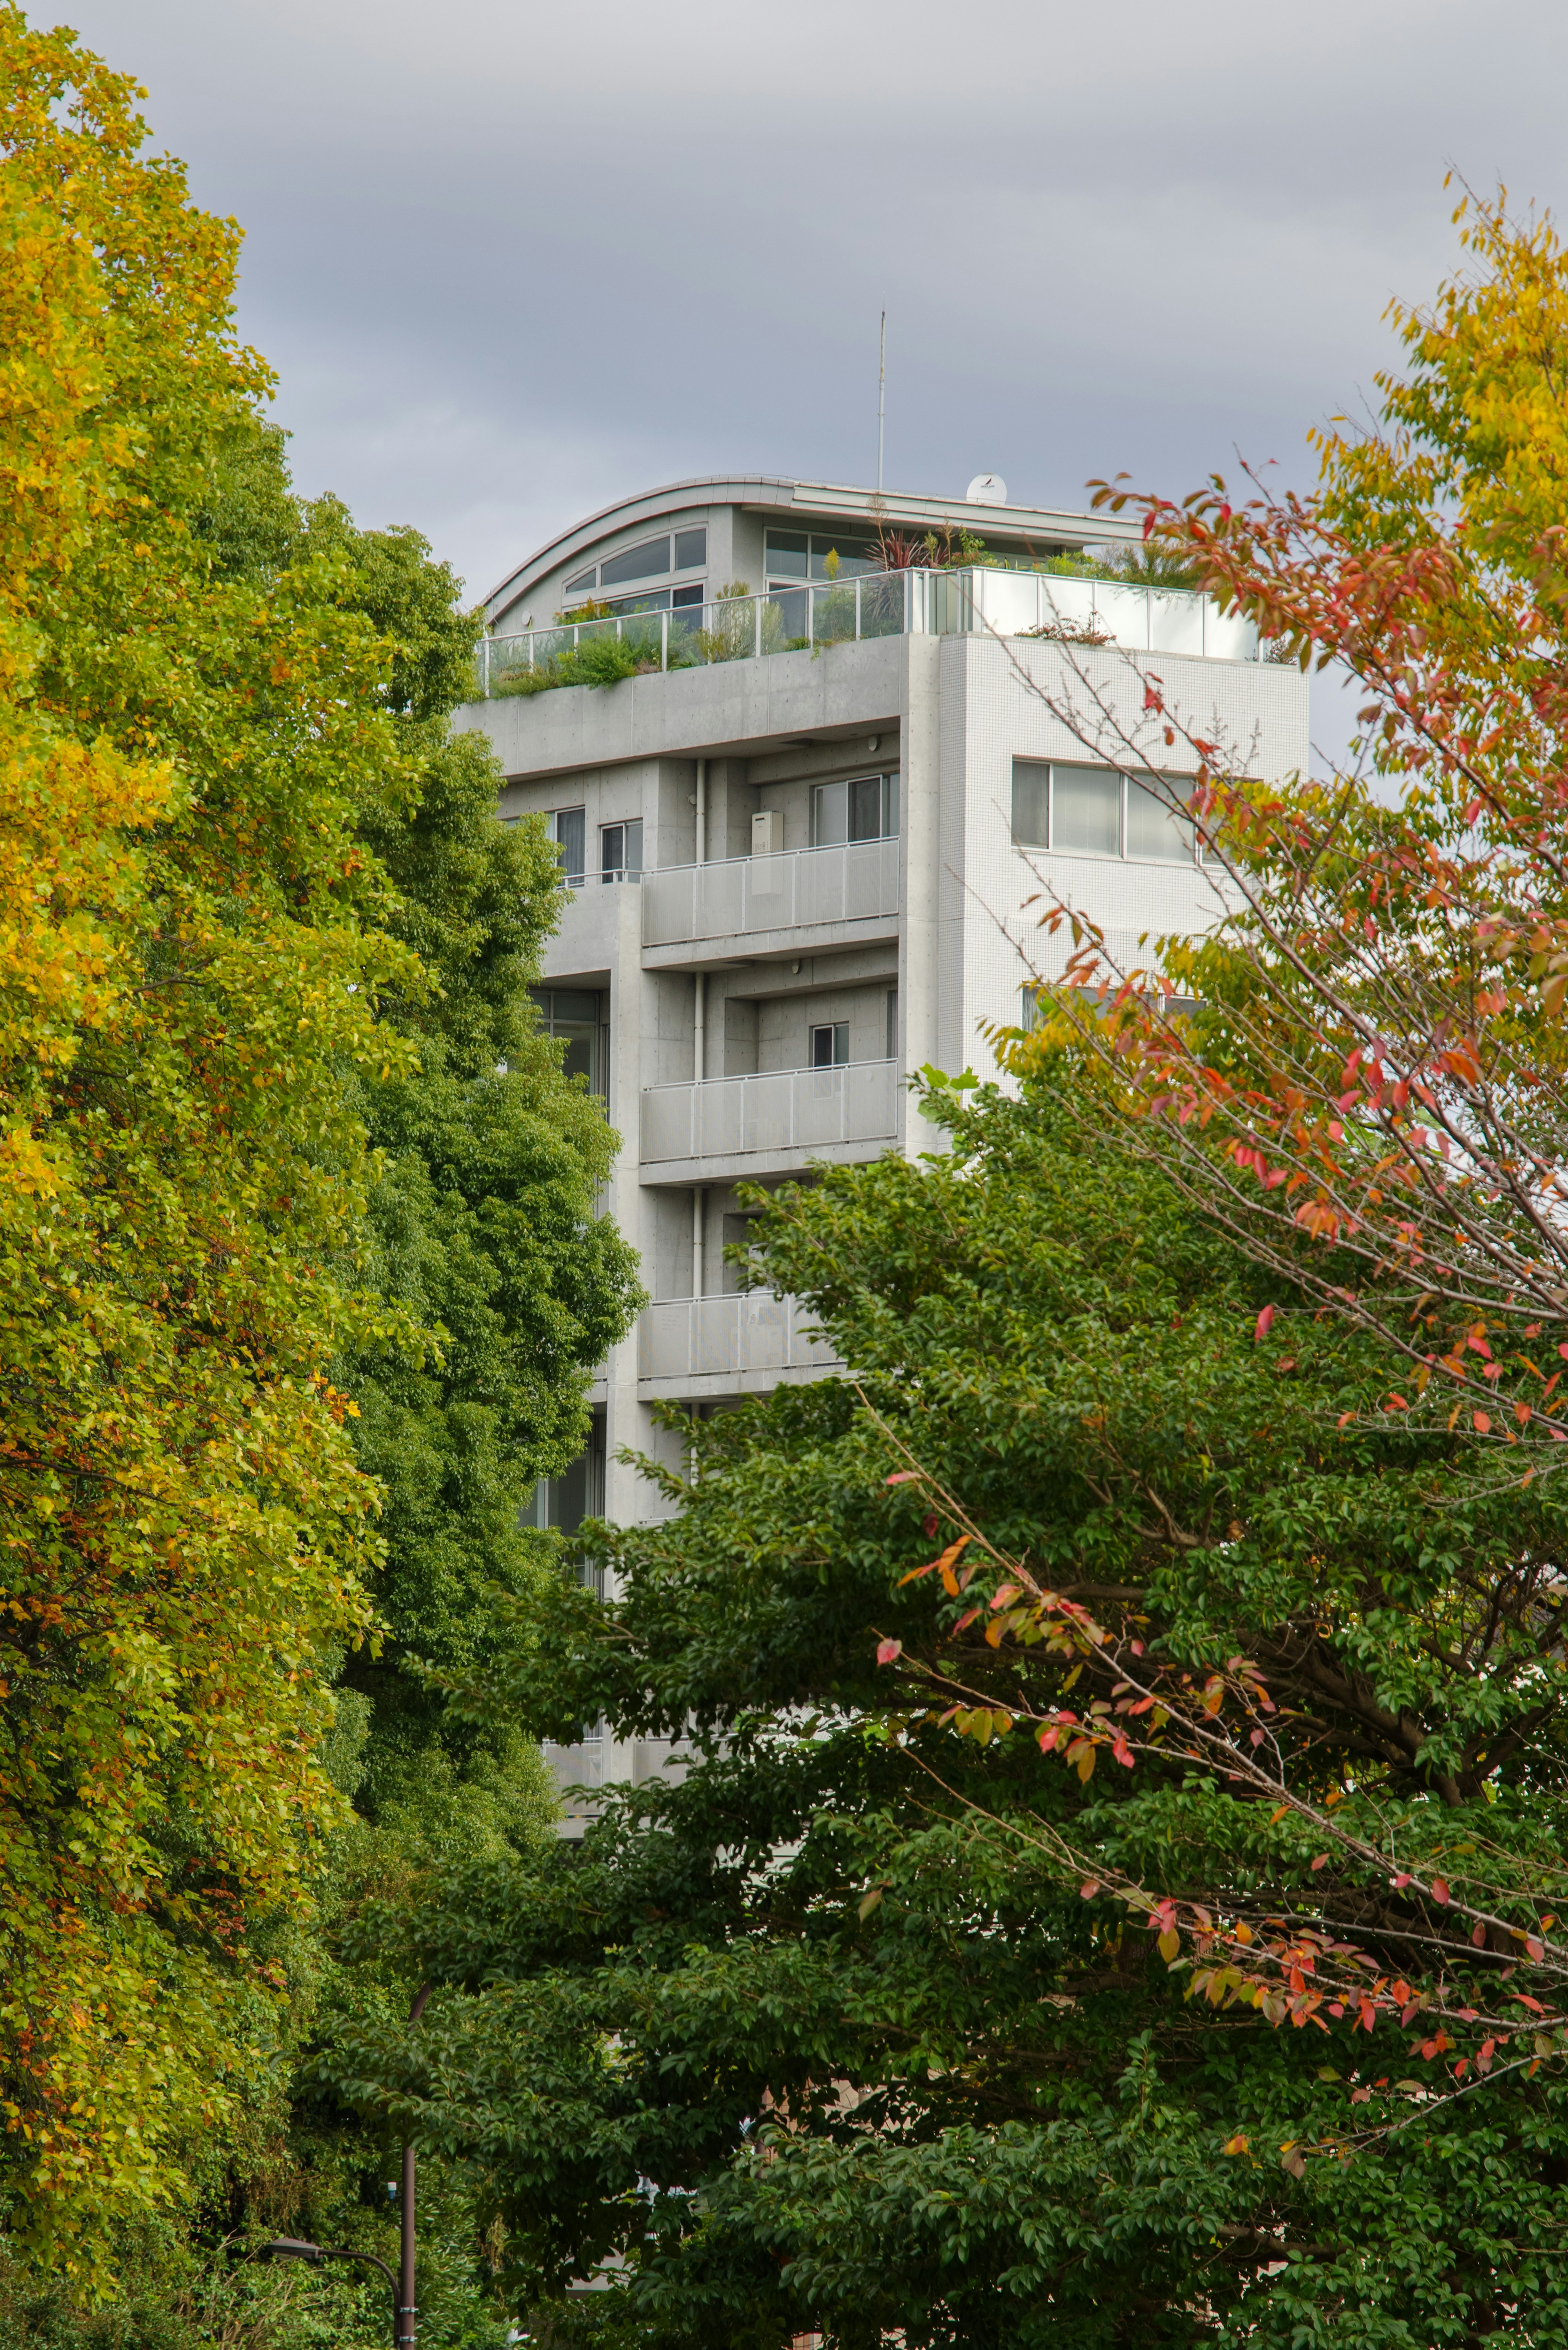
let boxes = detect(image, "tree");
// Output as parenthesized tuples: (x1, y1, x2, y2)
(1028, 190, 1568, 1490)
(328, 1070, 1568, 2349)
(0, 13, 428, 2281)
(0, 9, 639, 2290)
(303, 495, 642, 1815)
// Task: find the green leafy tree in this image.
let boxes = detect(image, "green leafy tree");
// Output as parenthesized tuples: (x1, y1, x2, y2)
(0, 7, 638, 2296)
(327, 1070, 1568, 2349)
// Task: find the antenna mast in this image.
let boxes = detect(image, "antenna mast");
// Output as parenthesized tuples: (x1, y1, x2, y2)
(877, 310, 886, 493)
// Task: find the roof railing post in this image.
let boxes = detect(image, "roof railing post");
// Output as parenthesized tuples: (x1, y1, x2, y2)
(754, 592, 762, 660)
(662, 610, 668, 671)
(855, 576, 862, 640)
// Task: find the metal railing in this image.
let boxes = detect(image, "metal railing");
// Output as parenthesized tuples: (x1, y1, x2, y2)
(638, 1291, 842, 1382)
(473, 566, 1260, 698)
(642, 836, 899, 948)
(640, 1059, 900, 1165)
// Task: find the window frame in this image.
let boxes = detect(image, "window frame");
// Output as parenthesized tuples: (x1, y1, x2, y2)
(809, 772, 900, 848)
(1010, 759, 1198, 865)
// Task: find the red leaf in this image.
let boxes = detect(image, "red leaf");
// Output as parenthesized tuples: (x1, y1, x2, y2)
(876, 1638, 902, 1665)
(1254, 1304, 1275, 1343)
(886, 1470, 920, 1485)
(1079, 1880, 1100, 1898)
(1473, 1412, 1491, 1434)
(1310, 1853, 1330, 1871)
(1431, 1878, 1450, 1904)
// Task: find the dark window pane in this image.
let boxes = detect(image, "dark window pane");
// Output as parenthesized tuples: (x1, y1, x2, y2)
(673, 527, 707, 571)
(601, 535, 670, 586)
(1052, 765, 1120, 855)
(671, 582, 703, 608)
(883, 773, 900, 837)
(601, 818, 643, 880)
(1011, 762, 1050, 847)
(848, 774, 882, 841)
(886, 988, 898, 1058)
(810, 1022, 849, 1067)
(564, 564, 596, 593)
(810, 535, 876, 578)
(764, 529, 809, 577)
(603, 588, 669, 615)
(547, 988, 600, 1023)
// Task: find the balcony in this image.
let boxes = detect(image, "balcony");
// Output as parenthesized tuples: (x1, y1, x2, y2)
(472, 566, 1260, 698)
(638, 1291, 841, 1394)
(640, 1059, 900, 1178)
(642, 837, 899, 952)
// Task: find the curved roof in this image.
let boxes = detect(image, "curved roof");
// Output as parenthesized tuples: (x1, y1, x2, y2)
(481, 473, 1139, 625)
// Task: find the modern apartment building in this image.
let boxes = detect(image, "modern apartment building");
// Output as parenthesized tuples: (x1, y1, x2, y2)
(457, 473, 1310, 1797)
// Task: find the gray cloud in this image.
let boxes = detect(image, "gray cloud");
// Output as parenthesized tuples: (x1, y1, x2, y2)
(50, 0, 1568, 650)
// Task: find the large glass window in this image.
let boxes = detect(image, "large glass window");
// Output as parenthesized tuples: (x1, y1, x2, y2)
(1052, 764, 1122, 856)
(1125, 775, 1196, 861)
(600, 818, 643, 882)
(531, 985, 606, 1097)
(546, 805, 586, 885)
(765, 528, 879, 583)
(600, 535, 671, 587)
(1010, 761, 1196, 863)
(521, 1407, 606, 1540)
(810, 772, 899, 846)
(563, 527, 706, 605)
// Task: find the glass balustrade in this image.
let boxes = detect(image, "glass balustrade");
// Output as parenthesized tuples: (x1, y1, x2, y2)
(473, 568, 1259, 697)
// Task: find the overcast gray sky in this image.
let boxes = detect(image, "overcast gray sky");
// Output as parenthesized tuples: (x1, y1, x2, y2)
(52, 0, 1568, 618)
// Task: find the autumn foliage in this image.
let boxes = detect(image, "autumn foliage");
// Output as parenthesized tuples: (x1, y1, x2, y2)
(0, 15, 421, 2277)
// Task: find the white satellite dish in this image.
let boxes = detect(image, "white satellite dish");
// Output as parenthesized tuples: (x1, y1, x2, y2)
(966, 473, 1007, 504)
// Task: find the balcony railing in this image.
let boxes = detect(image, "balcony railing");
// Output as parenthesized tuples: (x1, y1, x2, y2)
(472, 567, 1260, 698)
(641, 1059, 900, 1166)
(642, 837, 899, 948)
(639, 1291, 841, 1383)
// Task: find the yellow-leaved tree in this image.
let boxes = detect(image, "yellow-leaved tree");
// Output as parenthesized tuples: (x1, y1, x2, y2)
(0, 9, 424, 2283)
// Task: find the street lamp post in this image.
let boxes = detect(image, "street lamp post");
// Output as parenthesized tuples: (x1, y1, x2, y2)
(258, 1984, 431, 2350)
(257, 2236, 405, 2346)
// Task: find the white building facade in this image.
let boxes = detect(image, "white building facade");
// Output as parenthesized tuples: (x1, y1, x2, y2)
(458, 475, 1309, 1799)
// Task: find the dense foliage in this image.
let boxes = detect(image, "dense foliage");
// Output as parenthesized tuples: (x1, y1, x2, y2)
(0, 6, 638, 2300)
(328, 1071, 1568, 2348)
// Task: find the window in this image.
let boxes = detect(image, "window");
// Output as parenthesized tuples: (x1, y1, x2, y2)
(601, 535, 671, 588)
(1053, 764, 1122, 855)
(521, 1408, 606, 1538)
(1011, 763, 1051, 849)
(809, 1022, 849, 1068)
(1010, 761, 1196, 863)
(546, 805, 586, 884)
(886, 988, 898, 1059)
(765, 528, 878, 583)
(1020, 983, 1042, 1032)
(531, 986, 606, 1098)
(810, 772, 899, 846)
(600, 818, 643, 882)
(562, 527, 707, 604)
(1125, 774, 1196, 862)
